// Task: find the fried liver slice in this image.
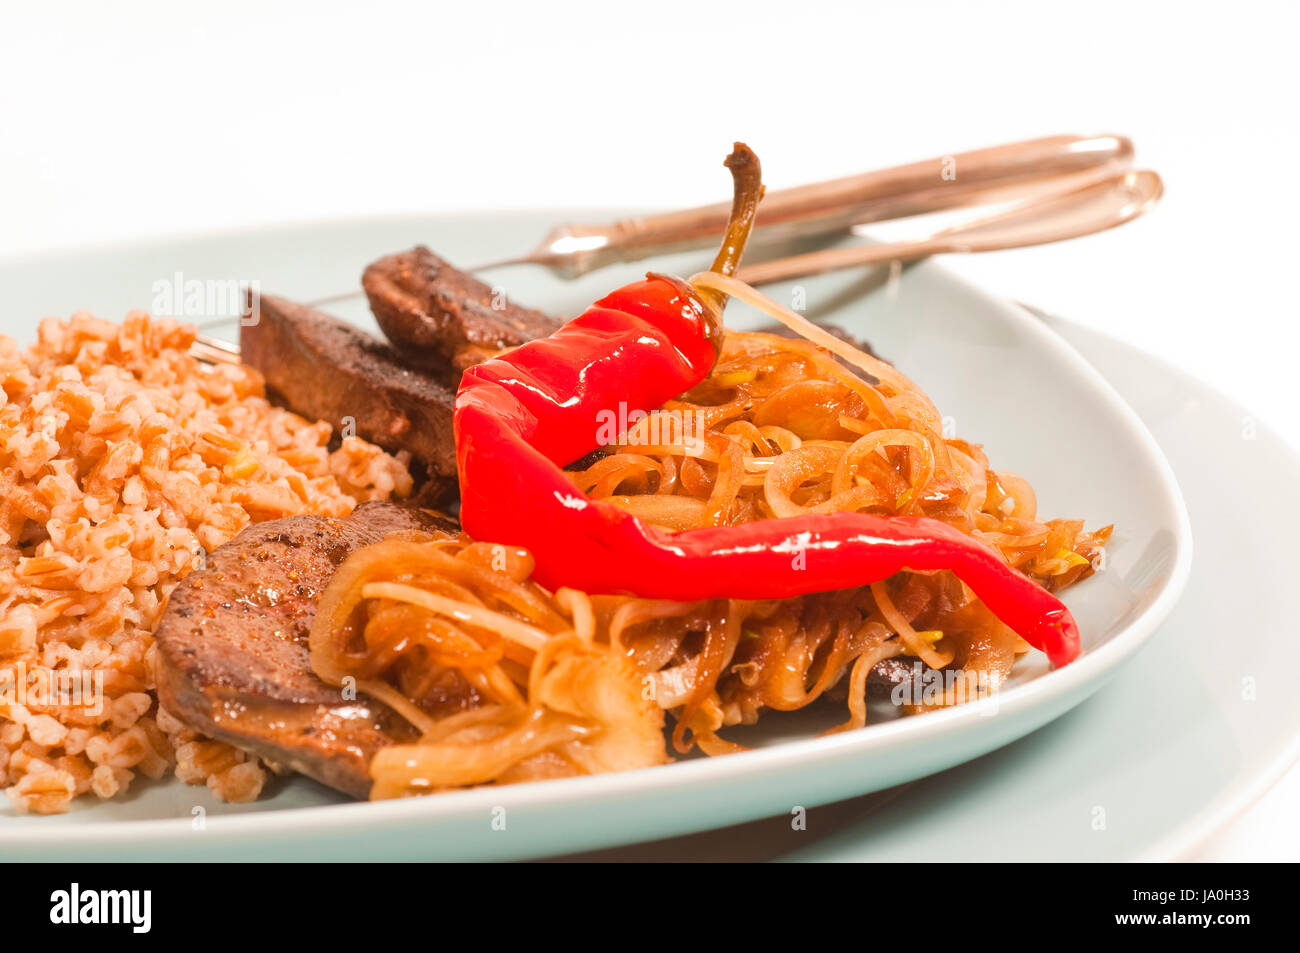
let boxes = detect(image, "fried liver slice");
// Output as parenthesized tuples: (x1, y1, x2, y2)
(153, 501, 456, 799)
(362, 245, 561, 373)
(240, 293, 460, 501)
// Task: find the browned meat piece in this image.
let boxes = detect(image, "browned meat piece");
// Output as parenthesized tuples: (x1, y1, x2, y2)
(864, 656, 922, 699)
(241, 292, 460, 502)
(153, 501, 457, 799)
(363, 246, 562, 372)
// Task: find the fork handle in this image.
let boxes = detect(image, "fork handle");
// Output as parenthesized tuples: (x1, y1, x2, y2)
(527, 134, 1133, 277)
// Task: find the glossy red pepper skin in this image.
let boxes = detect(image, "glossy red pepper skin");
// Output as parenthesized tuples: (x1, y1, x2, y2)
(455, 275, 1081, 669)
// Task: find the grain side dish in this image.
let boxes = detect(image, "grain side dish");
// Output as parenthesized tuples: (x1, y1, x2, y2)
(0, 312, 411, 813)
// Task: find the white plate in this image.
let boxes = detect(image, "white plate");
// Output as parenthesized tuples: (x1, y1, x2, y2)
(0, 214, 1191, 860)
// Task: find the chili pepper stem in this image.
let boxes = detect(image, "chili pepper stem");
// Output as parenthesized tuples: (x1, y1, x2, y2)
(693, 143, 765, 341)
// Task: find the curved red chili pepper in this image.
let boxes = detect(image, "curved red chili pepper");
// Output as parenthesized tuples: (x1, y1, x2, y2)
(454, 274, 1081, 669)
(455, 143, 1080, 669)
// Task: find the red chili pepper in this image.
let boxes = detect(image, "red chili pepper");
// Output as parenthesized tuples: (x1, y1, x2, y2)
(454, 145, 1081, 669)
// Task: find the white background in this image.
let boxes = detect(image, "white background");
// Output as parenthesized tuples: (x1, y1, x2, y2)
(2, 1, 1296, 860)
